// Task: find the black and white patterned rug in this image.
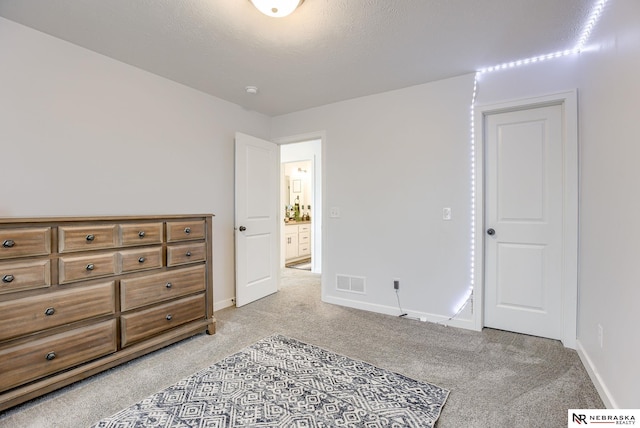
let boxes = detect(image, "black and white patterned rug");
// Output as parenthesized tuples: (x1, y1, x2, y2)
(92, 334, 449, 427)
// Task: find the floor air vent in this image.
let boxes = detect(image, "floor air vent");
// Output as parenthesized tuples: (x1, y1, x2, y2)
(336, 274, 366, 294)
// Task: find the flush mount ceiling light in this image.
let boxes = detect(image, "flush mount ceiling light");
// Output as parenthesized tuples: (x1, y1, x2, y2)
(249, 0, 304, 18)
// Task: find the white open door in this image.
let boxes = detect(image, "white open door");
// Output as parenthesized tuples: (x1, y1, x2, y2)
(235, 132, 279, 307)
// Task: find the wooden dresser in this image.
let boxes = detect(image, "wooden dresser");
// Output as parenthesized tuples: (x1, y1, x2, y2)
(0, 215, 215, 411)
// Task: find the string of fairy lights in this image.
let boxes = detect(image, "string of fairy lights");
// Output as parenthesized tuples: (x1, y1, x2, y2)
(452, 0, 609, 320)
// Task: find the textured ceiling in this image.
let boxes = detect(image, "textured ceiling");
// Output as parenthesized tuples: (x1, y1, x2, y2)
(0, 0, 593, 116)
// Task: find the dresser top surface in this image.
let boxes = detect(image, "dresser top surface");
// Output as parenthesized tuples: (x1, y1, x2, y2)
(0, 214, 214, 225)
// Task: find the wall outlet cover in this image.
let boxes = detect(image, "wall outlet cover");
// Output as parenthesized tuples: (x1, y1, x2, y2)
(443, 207, 452, 220)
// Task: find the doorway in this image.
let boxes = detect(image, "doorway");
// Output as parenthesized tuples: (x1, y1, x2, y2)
(282, 160, 313, 269)
(476, 91, 578, 348)
(234, 133, 322, 308)
(280, 139, 322, 274)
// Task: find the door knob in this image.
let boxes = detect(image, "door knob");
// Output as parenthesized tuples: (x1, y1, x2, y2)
(487, 228, 496, 236)
(239, 226, 247, 232)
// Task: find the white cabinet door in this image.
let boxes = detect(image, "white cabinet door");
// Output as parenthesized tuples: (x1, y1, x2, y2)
(285, 230, 299, 260)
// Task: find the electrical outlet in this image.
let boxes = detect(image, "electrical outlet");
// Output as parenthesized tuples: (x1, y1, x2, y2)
(597, 324, 604, 348)
(329, 207, 341, 218)
(393, 279, 400, 290)
(443, 207, 452, 220)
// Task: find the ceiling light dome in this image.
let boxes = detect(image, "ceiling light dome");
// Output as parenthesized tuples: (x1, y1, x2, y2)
(250, 0, 304, 18)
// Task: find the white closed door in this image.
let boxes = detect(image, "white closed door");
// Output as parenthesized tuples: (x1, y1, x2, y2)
(235, 132, 279, 307)
(484, 104, 564, 340)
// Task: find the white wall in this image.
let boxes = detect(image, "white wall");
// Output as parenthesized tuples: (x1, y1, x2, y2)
(0, 17, 271, 310)
(574, 0, 639, 409)
(467, 0, 640, 409)
(272, 74, 476, 326)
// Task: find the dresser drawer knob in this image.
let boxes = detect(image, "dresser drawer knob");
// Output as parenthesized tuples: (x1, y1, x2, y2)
(166, 282, 172, 289)
(45, 352, 56, 361)
(184, 227, 191, 234)
(86, 263, 95, 271)
(45, 307, 56, 316)
(86, 234, 95, 242)
(185, 251, 192, 257)
(2, 239, 15, 248)
(165, 314, 173, 321)
(138, 257, 146, 263)
(138, 231, 146, 238)
(2, 274, 14, 283)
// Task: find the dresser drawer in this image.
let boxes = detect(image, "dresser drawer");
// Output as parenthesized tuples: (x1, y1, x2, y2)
(58, 252, 118, 284)
(119, 247, 163, 273)
(0, 281, 115, 341)
(0, 319, 117, 391)
(166, 220, 205, 242)
(58, 225, 117, 253)
(166, 242, 206, 267)
(120, 222, 163, 247)
(120, 265, 205, 311)
(0, 227, 51, 260)
(121, 294, 205, 347)
(0, 259, 51, 295)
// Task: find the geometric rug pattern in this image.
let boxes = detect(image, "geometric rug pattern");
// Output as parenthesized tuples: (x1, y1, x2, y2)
(92, 334, 449, 428)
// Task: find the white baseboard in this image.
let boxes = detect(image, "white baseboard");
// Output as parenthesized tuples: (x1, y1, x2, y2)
(576, 339, 616, 408)
(214, 297, 235, 312)
(322, 294, 475, 330)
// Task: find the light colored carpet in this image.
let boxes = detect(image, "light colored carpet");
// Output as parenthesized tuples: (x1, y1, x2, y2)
(0, 269, 603, 427)
(92, 334, 449, 427)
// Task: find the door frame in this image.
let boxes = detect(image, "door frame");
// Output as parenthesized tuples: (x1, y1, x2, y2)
(473, 91, 578, 348)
